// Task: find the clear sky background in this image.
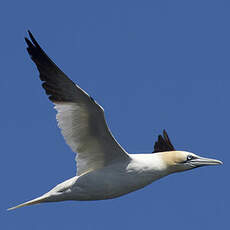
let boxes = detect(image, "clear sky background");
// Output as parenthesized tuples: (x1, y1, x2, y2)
(1, 0, 229, 229)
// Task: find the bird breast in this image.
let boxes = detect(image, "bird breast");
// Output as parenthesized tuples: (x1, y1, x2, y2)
(67, 154, 168, 201)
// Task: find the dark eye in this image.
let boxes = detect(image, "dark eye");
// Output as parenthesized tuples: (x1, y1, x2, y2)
(187, 155, 194, 161)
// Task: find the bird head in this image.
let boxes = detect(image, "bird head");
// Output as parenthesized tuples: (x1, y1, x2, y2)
(161, 151, 223, 173)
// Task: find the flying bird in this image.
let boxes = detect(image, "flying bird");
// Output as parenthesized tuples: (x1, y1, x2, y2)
(8, 31, 222, 210)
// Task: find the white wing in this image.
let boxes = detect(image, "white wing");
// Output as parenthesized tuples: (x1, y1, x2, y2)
(25, 31, 130, 176)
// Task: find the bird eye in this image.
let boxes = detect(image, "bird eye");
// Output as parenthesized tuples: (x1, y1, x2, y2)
(187, 155, 193, 161)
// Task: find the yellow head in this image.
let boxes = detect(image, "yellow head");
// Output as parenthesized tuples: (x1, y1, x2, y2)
(161, 151, 223, 174)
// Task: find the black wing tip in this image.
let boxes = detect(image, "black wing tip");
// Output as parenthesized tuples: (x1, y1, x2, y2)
(24, 30, 50, 64)
(153, 129, 176, 153)
(25, 30, 40, 48)
(25, 30, 32, 43)
(24, 37, 31, 46)
(24, 31, 36, 54)
(24, 30, 77, 103)
(163, 129, 169, 141)
(28, 30, 32, 36)
(28, 30, 36, 44)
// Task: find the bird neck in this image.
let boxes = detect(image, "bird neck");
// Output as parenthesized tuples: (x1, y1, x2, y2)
(130, 153, 170, 176)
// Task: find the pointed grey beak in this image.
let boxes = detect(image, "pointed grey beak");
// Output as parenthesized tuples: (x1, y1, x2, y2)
(190, 156, 223, 167)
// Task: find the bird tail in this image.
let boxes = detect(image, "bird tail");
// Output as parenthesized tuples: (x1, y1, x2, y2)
(7, 195, 48, 211)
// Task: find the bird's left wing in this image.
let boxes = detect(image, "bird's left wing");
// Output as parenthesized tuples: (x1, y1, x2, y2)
(153, 130, 175, 153)
(25, 31, 130, 176)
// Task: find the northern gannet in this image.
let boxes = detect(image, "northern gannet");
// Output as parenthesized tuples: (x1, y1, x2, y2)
(8, 31, 223, 210)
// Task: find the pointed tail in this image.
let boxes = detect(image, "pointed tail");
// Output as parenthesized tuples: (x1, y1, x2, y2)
(7, 195, 48, 211)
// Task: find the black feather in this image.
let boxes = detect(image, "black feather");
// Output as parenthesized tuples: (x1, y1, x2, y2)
(24, 30, 82, 103)
(153, 129, 175, 153)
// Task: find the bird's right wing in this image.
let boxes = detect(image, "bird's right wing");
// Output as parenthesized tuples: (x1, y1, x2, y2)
(25, 31, 130, 176)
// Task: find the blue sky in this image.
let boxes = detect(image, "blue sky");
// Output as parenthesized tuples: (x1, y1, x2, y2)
(1, 0, 229, 229)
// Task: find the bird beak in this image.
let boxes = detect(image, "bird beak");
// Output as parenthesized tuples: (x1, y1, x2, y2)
(190, 156, 223, 167)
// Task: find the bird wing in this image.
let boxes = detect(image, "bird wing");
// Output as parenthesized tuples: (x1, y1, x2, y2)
(25, 31, 130, 176)
(153, 130, 175, 153)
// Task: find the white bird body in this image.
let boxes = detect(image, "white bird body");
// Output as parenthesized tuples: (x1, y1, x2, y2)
(8, 31, 222, 210)
(45, 153, 168, 202)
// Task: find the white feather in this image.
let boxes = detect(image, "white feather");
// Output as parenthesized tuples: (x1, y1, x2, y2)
(54, 99, 129, 176)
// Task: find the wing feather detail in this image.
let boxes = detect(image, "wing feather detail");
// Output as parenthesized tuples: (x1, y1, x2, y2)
(25, 31, 130, 176)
